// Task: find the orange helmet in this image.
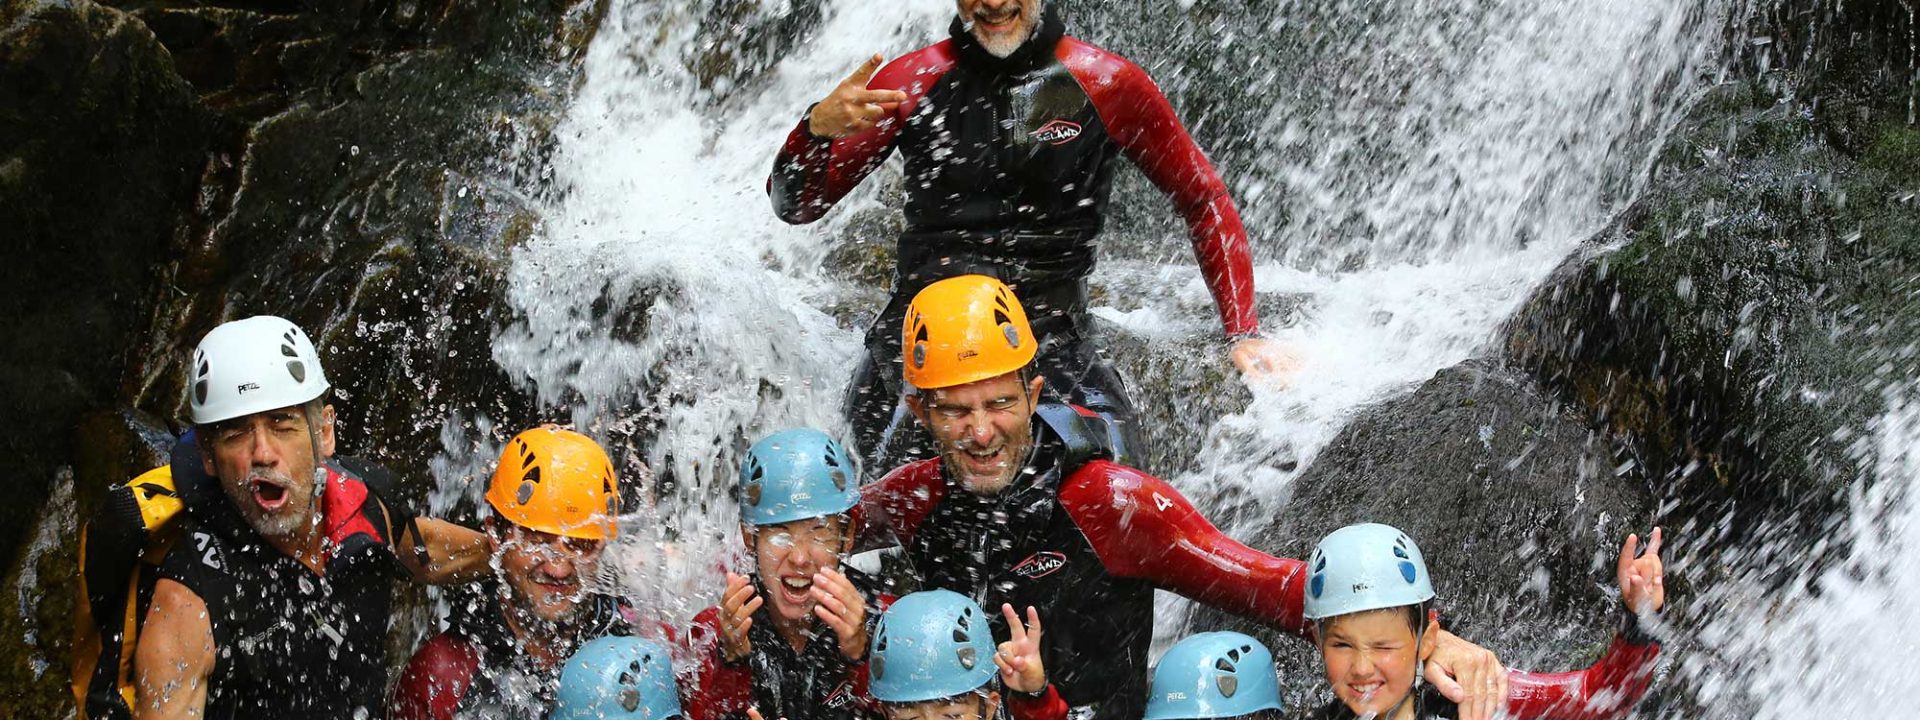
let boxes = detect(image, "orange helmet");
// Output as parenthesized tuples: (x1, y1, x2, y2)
(902, 275, 1037, 390)
(486, 426, 620, 540)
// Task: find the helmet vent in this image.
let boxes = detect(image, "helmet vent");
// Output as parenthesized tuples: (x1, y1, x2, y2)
(286, 360, 306, 383)
(281, 342, 299, 358)
(1216, 674, 1239, 698)
(956, 646, 978, 670)
(195, 380, 209, 405)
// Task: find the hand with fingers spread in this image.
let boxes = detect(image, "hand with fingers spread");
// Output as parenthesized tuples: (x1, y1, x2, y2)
(1618, 527, 1666, 615)
(808, 567, 869, 661)
(808, 54, 910, 139)
(719, 572, 763, 664)
(1424, 630, 1508, 720)
(993, 604, 1048, 695)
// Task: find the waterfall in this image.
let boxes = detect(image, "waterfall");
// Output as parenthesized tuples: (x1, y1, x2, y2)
(484, 0, 1745, 657)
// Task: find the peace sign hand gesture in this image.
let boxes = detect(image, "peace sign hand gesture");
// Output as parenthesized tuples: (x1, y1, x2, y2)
(993, 604, 1048, 695)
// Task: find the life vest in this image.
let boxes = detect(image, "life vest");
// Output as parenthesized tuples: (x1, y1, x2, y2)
(70, 433, 404, 720)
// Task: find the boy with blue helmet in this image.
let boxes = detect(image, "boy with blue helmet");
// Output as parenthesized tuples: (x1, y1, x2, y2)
(687, 429, 890, 720)
(552, 636, 684, 720)
(1302, 524, 1668, 720)
(867, 590, 1067, 720)
(1145, 632, 1286, 720)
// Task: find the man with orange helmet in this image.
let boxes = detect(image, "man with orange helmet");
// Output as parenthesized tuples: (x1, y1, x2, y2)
(390, 426, 642, 720)
(857, 276, 1511, 720)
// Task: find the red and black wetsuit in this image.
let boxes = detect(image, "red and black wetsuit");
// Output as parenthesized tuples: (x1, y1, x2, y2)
(768, 7, 1258, 469)
(388, 588, 641, 720)
(854, 405, 1308, 720)
(156, 457, 403, 720)
(1308, 616, 1663, 720)
(682, 570, 889, 720)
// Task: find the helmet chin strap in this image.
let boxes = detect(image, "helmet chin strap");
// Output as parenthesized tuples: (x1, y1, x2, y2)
(302, 402, 328, 539)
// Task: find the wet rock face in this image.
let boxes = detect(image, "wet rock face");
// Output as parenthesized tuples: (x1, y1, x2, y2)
(1189, 360, 1650, 708)
(1505, 70, 1920, 545)
(0, 0, 215, 594)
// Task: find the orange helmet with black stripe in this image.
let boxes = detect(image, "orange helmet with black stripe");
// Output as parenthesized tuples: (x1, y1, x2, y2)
(902, 275, 1038, 390)
(485, 426, 620, 540)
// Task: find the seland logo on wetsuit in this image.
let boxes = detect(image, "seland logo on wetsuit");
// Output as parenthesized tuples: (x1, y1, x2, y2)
(1012, 551, 1068, 579)
(1030, 120, 1083, 145)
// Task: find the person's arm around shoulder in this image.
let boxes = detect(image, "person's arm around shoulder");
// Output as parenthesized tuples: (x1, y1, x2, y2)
(1506, 528, 1667, 720)
(384, 497, 490, 585)
(131, 579, 214, 720)
(1056, 462, 1511, 720)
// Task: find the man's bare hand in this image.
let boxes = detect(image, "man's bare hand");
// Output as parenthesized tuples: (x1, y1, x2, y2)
(1229, 337, 1299, 388)
(809, 54, 909, 139)
(1424, 630, 1508, 720)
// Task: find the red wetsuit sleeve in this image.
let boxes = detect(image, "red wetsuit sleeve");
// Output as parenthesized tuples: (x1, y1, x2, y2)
(683, 607, 755, 720)
(1006, 685, 1071, 720)
(1058, 461, 1311, 639)
(768, 43, 956, 224)
(852, 459, 948, 554)
(1061, 39, 1258, 338)
(389, 634, 481, 720)
(1505, 631, 1661, 720)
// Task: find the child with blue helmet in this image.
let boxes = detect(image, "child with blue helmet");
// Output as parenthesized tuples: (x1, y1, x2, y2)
(865, 590, 1068, 720)
(686, 429, 889, 720)
(1144, 632, 1286, 720)
(551, 636, 684, 720)
(1302, 524, 1668, 720)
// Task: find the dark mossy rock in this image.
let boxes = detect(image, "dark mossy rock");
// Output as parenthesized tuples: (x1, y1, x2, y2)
(1187, 359, 1651, 709)
(686, 0, 824, 102)
(1505, 74, 1920, 549)
(0, 0, 215, 583)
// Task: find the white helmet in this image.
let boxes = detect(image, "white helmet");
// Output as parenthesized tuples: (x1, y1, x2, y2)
(189, 316, 331, 425)
(1303, 523, 1436, 621)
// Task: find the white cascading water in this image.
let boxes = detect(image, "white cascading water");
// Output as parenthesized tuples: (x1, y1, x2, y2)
(456, 0, 1911, 712)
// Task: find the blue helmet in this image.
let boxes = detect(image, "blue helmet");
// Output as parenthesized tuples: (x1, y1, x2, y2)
(738, 428, 859, 526)
(869, 590, 999, 703)
(1303, 523, 1436, 621)
(550, 636, 683, 720)
(1145, 632, 1285, 720)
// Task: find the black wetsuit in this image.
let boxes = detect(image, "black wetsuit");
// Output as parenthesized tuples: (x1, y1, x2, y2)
(769, 8, 1261, 471)
(155, 452, 403, 720)
(685, 570, 887, 720)
(390, 586, 636, 720)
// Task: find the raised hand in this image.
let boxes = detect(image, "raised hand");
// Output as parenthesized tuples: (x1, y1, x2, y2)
(809, 567, 869, 661)
(807, 54, 910, 139)
(1617, 527, 1666, 615)
(1424, 630, 1508, 720)
(993, 604, 1048, 695)
(719, 572, 762, 663)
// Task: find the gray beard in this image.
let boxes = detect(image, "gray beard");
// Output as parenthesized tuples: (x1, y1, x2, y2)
(975, 25, 1032, 58)
(224, 468, 316, 542)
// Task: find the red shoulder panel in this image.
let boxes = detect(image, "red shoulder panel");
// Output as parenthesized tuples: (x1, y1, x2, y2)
(390, 633, 481, 720)
(853, 458, 948, 553)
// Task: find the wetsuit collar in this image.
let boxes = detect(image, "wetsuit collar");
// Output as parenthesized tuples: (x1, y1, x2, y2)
(948, 4, 1066, 75)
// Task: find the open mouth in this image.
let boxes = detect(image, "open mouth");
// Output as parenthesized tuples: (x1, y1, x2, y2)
(250, 477, 290, 511)
(777, 575, 814, 606)
(1347, 682, 1383, 702)
(960, 444, 1007, 473)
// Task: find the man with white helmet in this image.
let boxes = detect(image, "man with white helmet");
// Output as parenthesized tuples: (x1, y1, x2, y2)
(129, 316, 489, 720)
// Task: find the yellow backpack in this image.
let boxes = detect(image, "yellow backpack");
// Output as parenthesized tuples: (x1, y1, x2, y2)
(70, 464, 184, 720)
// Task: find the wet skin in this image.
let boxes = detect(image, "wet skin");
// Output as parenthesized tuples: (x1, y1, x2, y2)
(199, 404, 336, 567)
(955, 0, 1040, 57)
(884, 692, 1001, 720)
(1318, 609, 1440, 720)
(906, 372, 1047, 497)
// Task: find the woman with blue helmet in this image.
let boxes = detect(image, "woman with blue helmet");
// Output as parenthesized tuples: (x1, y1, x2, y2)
(1301, 523, 1669, 720)
(866, 590, 1067, 720)
(686, 429, 889, 720)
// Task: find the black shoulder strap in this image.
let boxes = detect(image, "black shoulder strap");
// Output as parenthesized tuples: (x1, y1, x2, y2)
(1033, 403, 1124, 471)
